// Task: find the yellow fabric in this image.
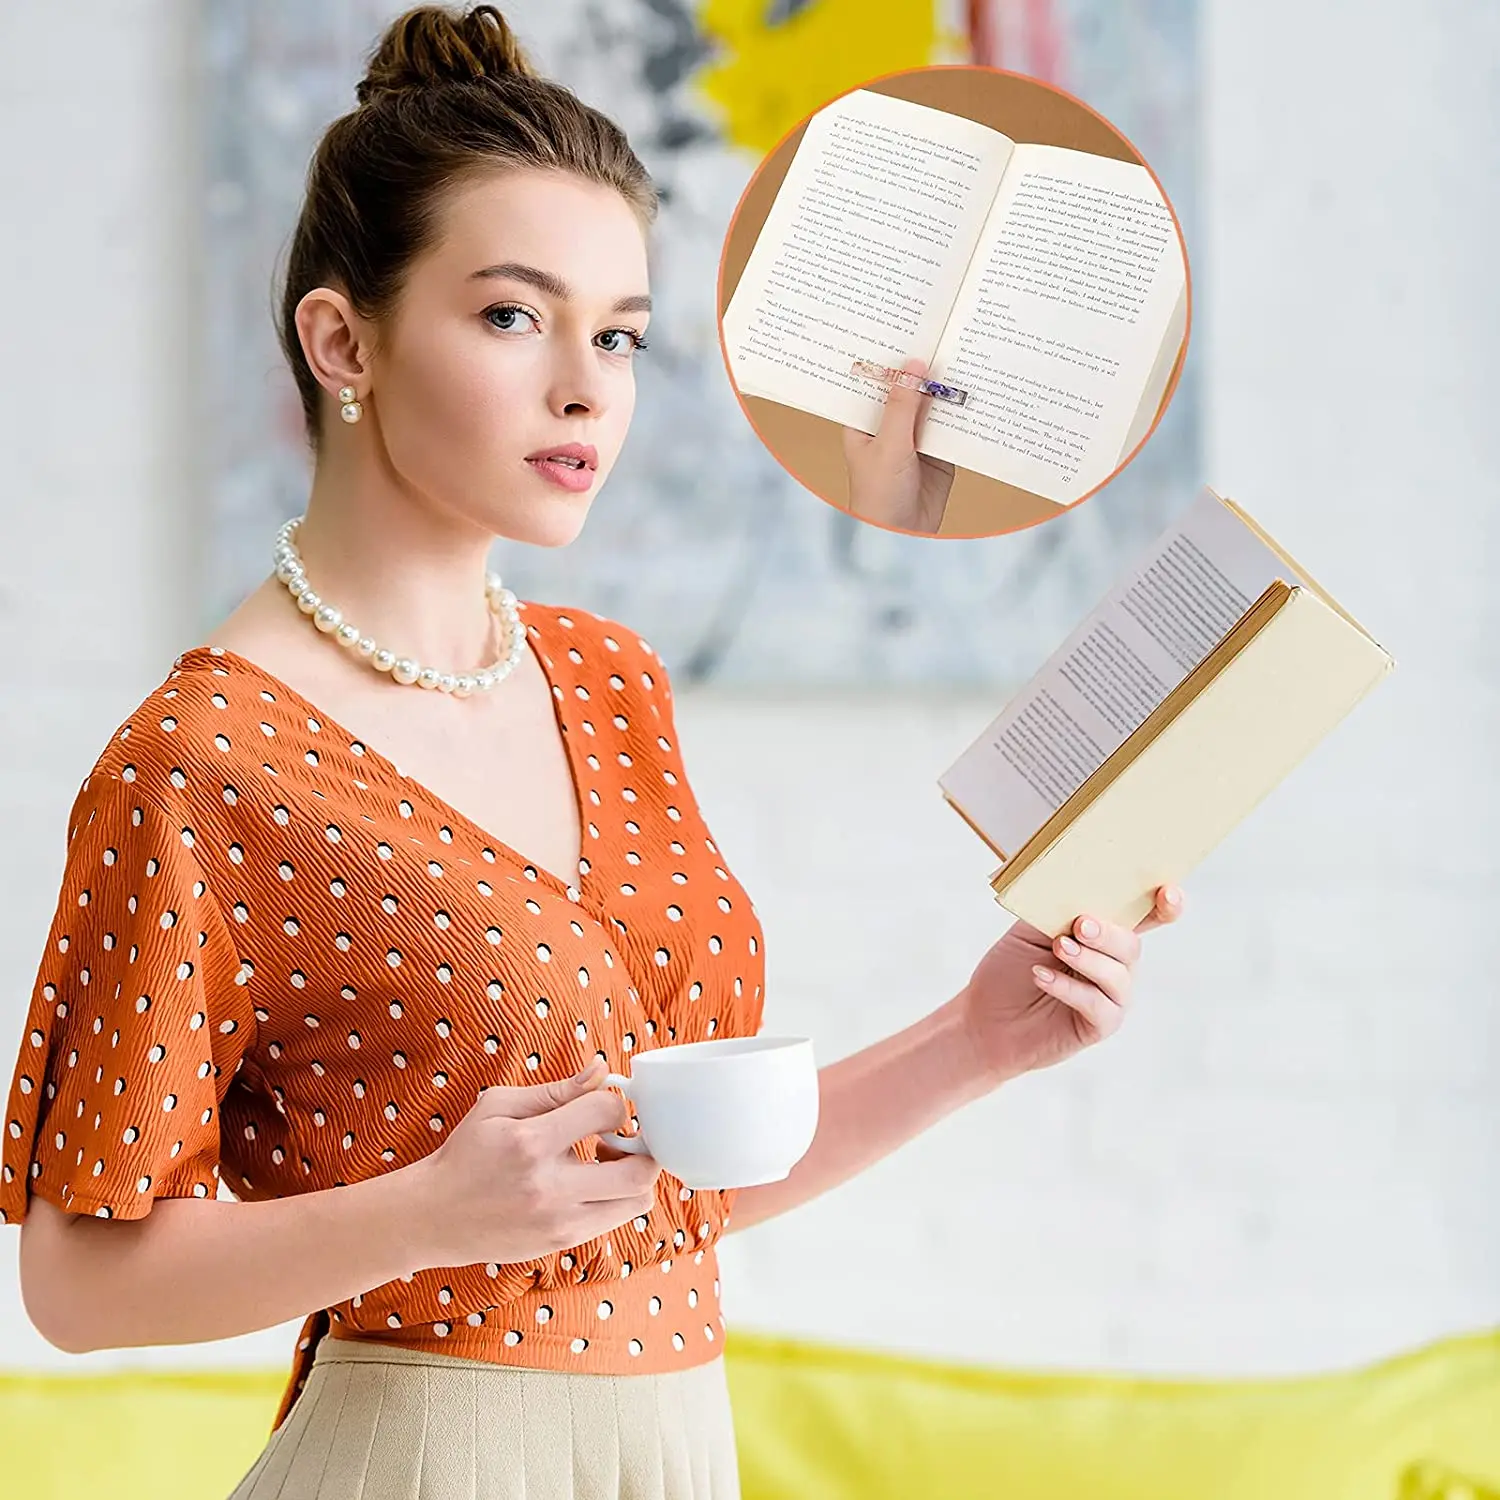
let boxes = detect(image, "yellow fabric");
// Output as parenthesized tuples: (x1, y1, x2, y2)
(2, 1328, 1498, 1499)
(725, 1329, 1500, 1500)
(1399, 1461, 1500, 1500)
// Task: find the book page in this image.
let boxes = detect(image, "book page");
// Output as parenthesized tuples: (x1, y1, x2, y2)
(917, 144, 1186, 502)
(722, 89, 1014, 433)
(939, 489, 1307, 858)
(1117, 285, 1187, 462)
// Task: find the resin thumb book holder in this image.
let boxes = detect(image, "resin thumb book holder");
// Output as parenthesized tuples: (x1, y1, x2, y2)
(939, 489, 1395, 938)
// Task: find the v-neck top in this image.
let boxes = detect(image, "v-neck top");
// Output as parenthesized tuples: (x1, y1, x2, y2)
(0, 600, 766, 1431)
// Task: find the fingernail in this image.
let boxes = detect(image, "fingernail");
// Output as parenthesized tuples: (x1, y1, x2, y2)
(1165, 886, 1182, 906)
(1033, 965, 1055, 984)
(1058, 936, 1080, 956)
(1079, 918, 1100, 939)
(572, 1060, 598, 1082)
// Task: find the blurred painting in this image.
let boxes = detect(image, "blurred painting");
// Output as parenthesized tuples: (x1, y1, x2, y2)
(201, 0, 1198, 686)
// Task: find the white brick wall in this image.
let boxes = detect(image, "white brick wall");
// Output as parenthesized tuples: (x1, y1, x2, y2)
(1, 0, 1496, 1379)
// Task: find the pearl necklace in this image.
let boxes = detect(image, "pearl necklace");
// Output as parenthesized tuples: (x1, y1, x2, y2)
(272, 516, 525, 696)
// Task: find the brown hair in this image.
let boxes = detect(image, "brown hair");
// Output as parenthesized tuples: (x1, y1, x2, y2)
(277, 4, 658, 449)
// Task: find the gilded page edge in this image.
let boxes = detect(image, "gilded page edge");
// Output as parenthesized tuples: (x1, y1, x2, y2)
(1209, 488, 1385, 648)
(939, 789, 1010, 863)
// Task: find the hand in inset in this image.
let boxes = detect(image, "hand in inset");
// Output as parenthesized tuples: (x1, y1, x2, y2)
(842, 357, 956, 534)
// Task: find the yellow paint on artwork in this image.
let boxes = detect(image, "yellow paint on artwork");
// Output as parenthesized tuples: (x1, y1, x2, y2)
(696, 0, 938, 155)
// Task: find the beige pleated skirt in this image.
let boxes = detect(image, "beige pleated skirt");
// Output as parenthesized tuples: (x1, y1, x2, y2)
(225, 1337, 741, 1500)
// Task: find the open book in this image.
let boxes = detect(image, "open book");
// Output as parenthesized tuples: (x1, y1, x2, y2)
(939, 489, 1394, 936)
(721, 87, 1188, 505)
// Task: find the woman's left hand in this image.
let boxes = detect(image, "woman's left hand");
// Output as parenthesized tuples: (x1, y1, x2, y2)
(958, 885, 1185, 1087)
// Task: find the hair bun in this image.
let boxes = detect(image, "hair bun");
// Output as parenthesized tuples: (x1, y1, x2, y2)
(356, 4, 534, 104)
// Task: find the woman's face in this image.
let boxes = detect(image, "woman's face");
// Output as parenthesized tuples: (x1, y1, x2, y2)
(370, 168, 651, 548)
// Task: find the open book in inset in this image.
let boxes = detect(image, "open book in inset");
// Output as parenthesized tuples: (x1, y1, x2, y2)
(939, 489, 1394, 936)
(721, 87, 1188, 506)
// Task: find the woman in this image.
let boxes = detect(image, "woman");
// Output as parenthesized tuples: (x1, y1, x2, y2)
(0, 7, 1182, 1497)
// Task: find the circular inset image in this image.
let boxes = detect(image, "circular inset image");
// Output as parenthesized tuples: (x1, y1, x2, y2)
(717, 66, 1191, 538)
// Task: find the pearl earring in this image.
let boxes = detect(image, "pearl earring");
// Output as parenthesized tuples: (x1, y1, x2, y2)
(338, 385, 363, 424)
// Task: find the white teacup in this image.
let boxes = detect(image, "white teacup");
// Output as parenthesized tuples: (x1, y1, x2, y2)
(601, 1036, 818, 1189)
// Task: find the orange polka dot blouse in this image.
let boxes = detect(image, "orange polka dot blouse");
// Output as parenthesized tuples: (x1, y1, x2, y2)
(0, 600, 766, 1431)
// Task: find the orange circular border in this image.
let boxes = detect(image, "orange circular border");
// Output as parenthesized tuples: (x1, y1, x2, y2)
(712, 62, 1195, 541)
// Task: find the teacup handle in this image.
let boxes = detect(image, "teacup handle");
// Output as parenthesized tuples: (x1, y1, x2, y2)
(600, 1072, 650, 1155)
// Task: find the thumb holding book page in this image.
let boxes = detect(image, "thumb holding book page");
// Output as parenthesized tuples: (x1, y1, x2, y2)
(841, 357, 957, 535)
(955, 885, 1185, 1088)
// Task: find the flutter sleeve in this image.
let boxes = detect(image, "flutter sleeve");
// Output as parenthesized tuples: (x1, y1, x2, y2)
(0, 772, 252, 1225)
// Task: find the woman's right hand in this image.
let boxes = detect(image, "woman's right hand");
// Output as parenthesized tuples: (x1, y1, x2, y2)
(402, 1058, 661, 1270)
